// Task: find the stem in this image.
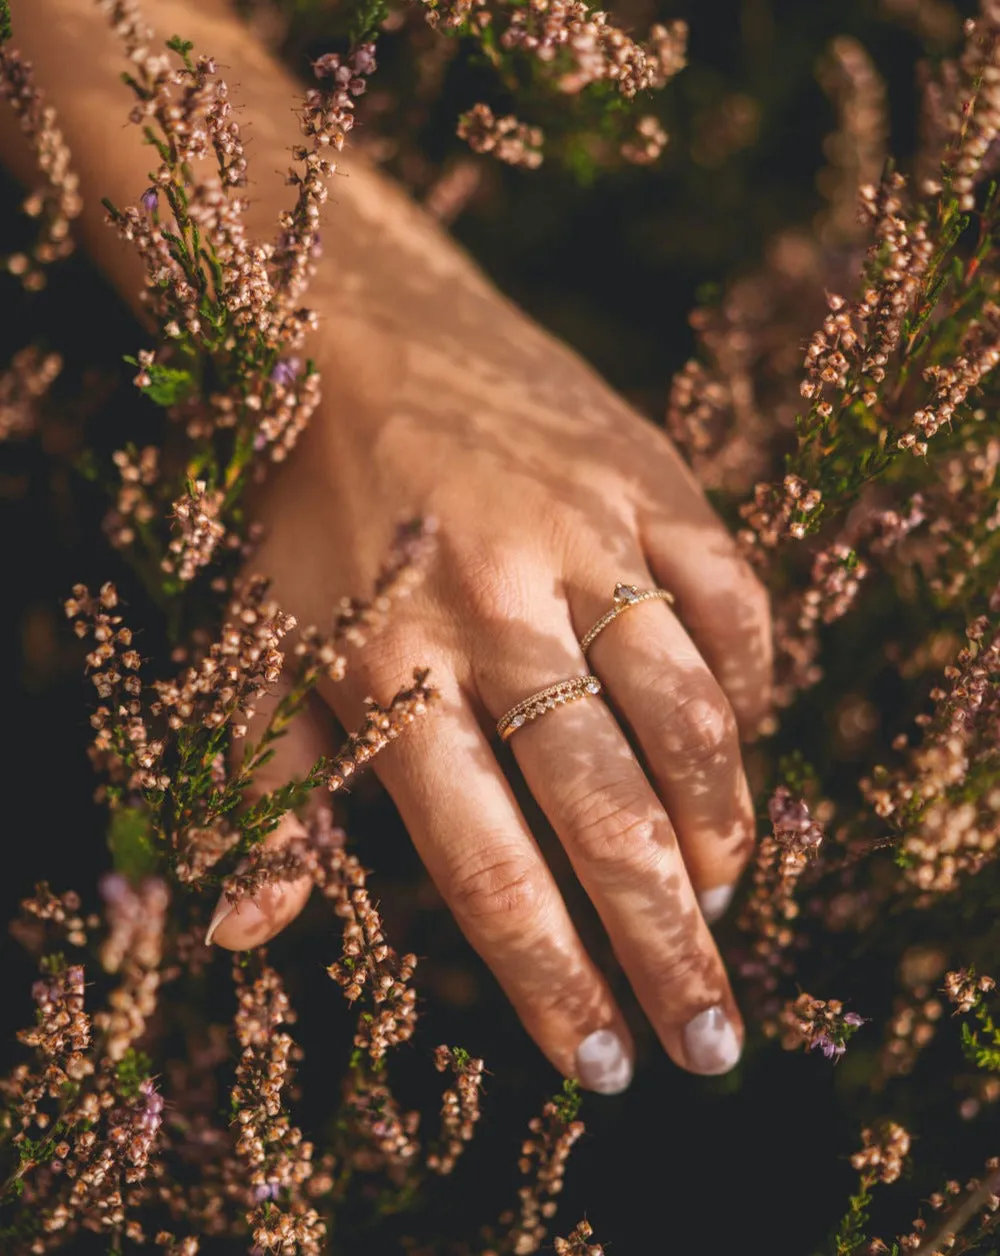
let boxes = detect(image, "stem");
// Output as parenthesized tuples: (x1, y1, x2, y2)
(912, 1165, 1000, 1256)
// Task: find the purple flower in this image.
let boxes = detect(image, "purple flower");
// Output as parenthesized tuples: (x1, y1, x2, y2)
(844, 1012, 866, 1028)
(140, 187, 159, 213)
(270, 356, 302, 389)
(810, 1034, 846, 1060)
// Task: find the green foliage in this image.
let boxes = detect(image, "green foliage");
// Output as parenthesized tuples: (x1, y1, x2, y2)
(115, 1049, 153, 1100)
(961, 1005, 1000, 1073)
(832, 1180, 873, 1256)
(0, 0, 11, 47)
(122, 356, 195, 407)
(551, 1078, 581, 1125)
(108, 806, 160, 879)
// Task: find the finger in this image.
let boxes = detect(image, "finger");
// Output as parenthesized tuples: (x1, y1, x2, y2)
(477, 637, 744, 1077)
(572, 565, 755, 925)
(366, 671, 635, 1094)
(640, 506, 773, 736)
(208, 686, 334, 949)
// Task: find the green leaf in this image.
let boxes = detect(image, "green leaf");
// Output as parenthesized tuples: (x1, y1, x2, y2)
(124, 356, 195, 407)
(552, 1078, 582, 1124)
(0, 1, 12, 45)
(107, 806, 160, 879)
(115, 1048, 153, 1099)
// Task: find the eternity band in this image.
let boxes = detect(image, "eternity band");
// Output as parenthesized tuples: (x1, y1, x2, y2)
(497, 674, 603, 742)
(578, 583, 675, 656)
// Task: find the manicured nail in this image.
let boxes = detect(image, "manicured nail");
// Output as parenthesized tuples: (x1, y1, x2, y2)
(576, 1028, 633, 1094)
(682, 1005, 741, 1075)
(205, 891, 267, 946)
(205, 892, 237, 946)
(699, 884, 735, 925)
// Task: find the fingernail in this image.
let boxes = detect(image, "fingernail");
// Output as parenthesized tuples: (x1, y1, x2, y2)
(205, 891, 268, 946)
(683, 1005, 742, 1075)
(205, 892, 237, 946)
(576, 1028, 633, 1094)
(699, 884, 736, 925)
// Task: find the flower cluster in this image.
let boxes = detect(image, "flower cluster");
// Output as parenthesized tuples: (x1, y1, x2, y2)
(851, 1122, 912, 1185)
(498, 6, 686, 100)
(163, 480, 230, 583)
(945, 967, 997, 1014)
(554, 1219, 605, 1256)
(777, 992, 866, 1060)
(97, 874, 169, 1062)
(106, 446, 160, 549)
(272, 42, 377, 307)
(0, 345, 61, 439)
(426, 1045, 485, 1175)
(457, 104, 544, 169)
(739, 787, 826, 996)
(323, 849, 420, 1062)
(0, 27, 80, 288)
(497, 1089, 586, 1256)
(862, 615, 1000, 895)
(231, 963, 325, 1255)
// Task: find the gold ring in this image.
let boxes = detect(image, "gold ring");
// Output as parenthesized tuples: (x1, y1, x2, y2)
(497, 674, 603, 742)
(579, 583, 674, 656)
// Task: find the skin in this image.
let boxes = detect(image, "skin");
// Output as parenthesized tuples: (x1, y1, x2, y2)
(1, 0, 773, 1086)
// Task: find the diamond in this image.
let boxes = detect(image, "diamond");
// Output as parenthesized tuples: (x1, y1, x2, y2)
(614, 582, 640, 605)
(585, 678, 601, 694)
(510, 714, 525, 729)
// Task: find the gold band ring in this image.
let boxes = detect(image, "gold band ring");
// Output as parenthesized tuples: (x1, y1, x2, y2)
(579, 583, 675, 656)
(497, 674, 603, 742)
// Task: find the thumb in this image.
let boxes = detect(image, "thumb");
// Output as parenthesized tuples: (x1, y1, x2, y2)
(207, 687, 336, 950)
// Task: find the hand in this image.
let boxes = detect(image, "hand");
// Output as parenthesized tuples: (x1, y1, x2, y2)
(208, 257, 773, 1092)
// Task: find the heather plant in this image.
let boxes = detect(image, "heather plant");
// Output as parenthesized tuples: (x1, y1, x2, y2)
(4, 0, 1000, 1254)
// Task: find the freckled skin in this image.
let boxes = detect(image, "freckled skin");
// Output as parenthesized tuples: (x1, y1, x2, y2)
(2, 0, 773, 1085)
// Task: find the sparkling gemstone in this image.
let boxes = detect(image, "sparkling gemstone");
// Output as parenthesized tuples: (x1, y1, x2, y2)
(614, 582, 641, 605)
(585, 678, 601, 694)
(510, 714, 525, 729)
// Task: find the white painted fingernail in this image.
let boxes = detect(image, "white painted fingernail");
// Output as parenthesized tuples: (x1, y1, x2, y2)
(205, 892, 236, 946)
(699, 884, 736, 925)
(576, 1028, 633, 1094)
(683, 1005, 741, 1075)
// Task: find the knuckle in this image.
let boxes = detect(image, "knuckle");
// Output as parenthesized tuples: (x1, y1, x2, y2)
(650, 942, 719, 1009)
(663, 684, 738, 772)
(449, 846, 543, 933)
(564, 779, 664, 877)
(453, 544, 533, 627)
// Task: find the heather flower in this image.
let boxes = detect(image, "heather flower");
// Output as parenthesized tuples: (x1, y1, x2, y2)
(499, 1088, 586, 1256)
(555, 1220, 605, 1256)
(739, 787, 826, 1003)
(426, 1046, 485, 1175)
(0, 344, 61, 440)
(945, 968, 997, 1014)
(851, 1121, 912, 1185)
(458, 104, 544, 169)
(778, 992, 867, 1059)
(0, 32, 81, 288)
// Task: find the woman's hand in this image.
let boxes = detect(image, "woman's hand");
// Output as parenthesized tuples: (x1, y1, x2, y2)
(209, 266, 773, 1091)
(0, 0, 771, 1094)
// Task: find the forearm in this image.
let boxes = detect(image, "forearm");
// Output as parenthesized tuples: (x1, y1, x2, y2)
(0, 0, 506, 406)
